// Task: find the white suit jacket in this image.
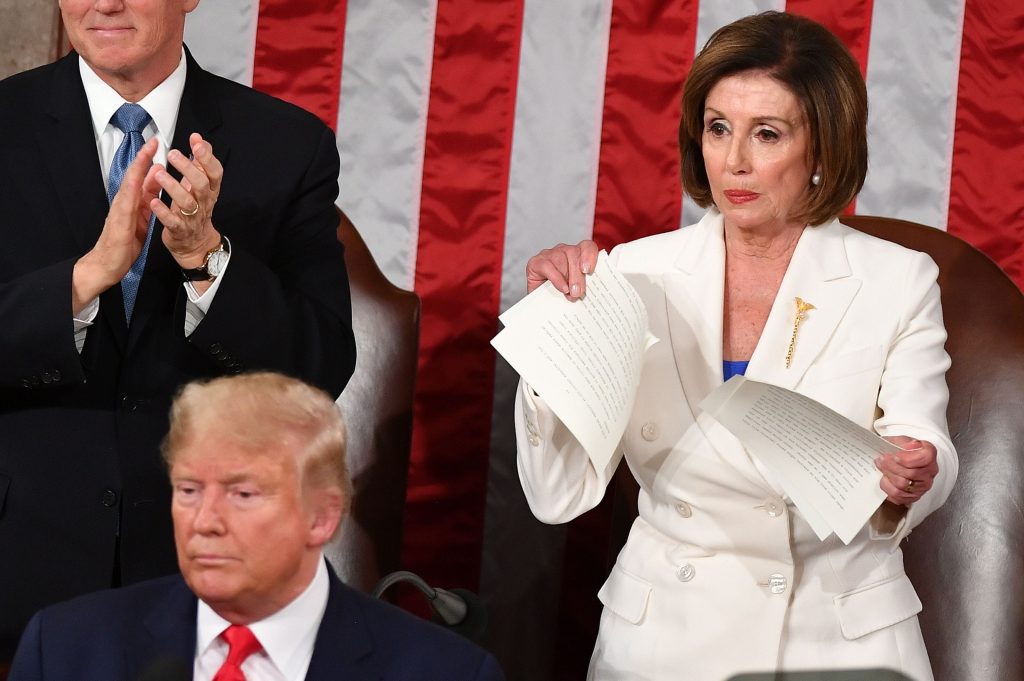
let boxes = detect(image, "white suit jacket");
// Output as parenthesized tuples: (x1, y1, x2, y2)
(516, 210, 957, 681)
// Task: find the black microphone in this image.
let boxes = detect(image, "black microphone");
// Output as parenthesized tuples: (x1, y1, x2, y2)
(372, 570, 487, 642)
(134, 656, 192, 681)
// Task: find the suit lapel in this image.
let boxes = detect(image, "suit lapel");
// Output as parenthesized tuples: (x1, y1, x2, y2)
(746, 218, 861, 389)
(127, 577, 198, 679)
(38, 53, 109, 254)
(169, 49, 228, 173)
(38, 53, 130, 350)
(305, 571, 381, 681)
(663, 211, 727, 420)
(663, 214, 861, 495)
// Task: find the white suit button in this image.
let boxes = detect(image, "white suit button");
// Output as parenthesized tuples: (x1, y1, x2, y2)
(528, 435, 540, 447)
(763, 573, 787, 594)
(676, 564, 695, 582)
(756, 499, 784, 517)
(674, 501, 692, 518)
(641, 422, 659, 441)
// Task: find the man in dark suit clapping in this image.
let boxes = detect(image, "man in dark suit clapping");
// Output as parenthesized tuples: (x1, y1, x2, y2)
(0, 0, 356, 658)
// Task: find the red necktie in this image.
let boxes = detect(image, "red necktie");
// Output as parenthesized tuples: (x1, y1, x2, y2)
(212, 625, 262, 681)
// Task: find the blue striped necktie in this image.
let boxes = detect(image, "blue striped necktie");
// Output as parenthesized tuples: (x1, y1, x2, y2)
(107, 103, 156, 323)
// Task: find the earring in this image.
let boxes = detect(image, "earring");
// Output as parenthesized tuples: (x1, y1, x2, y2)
(811, 172, 821, 186)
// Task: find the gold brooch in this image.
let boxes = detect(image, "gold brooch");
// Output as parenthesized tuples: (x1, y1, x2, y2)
(785, 297, 815, 368)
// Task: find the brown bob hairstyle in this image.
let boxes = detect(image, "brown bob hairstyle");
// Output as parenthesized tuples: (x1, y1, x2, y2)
(680, 11, 868, 226)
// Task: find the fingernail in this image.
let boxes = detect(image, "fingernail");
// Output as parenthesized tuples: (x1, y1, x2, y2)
(874, 456, 883, 467)
(570, 284, 580, 298)
(581, 262, 590, 274)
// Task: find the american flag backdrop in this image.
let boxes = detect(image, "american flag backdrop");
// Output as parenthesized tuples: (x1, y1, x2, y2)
(184, 1, 1022, 677)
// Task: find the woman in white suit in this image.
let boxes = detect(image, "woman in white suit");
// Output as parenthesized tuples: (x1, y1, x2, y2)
(517, 12, 956, 681)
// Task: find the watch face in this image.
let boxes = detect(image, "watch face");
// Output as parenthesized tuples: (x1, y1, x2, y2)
(207, 250, 230, 277)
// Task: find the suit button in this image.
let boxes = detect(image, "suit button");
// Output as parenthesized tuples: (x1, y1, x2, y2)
(21, 378, 31, 388)
(757, 499, 784, 517)
(100, 490, 118, 508)
(676, 563, 695, 582)
(528, 435, 540, 447)
(52, 369, 62, 381)
(120, 395, 138, 412)
(674, 501, 692, 518)
(41, 371, 53, 384)
(640, 422, 659, 441)
(763, 573, 787, 594)
(29, 376, 40, 387)
(209, 343, 223, 354)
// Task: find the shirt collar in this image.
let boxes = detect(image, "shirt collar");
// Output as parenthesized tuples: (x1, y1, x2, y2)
(196, 557, 331, 679)
(78, 47, 188, 149)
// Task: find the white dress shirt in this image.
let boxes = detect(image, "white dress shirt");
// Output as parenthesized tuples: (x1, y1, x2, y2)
(73, 50, 230, 349)
(193, 557, 330, 681)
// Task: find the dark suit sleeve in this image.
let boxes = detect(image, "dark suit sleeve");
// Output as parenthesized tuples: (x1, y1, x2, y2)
(7, 611, 44, 681)
(0, 259, 87, 389)
(472, 653, 507, 681)
(185, 125, 356, 397)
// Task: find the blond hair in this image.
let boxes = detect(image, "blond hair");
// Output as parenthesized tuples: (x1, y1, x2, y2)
(163, 372, 351, 515)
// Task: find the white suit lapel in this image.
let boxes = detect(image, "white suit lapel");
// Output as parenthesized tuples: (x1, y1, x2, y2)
(746, 218, 862, 389)
(660, 213, 776, 493)
(662, 211, 726, 419)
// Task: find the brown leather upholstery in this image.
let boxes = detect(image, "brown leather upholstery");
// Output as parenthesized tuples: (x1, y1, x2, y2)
(841, 215, 1024, 681)
(324, 209, 421, 593)
(607, 216, 1024, 681)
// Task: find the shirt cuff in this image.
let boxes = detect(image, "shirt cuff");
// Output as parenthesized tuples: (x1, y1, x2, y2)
(73, 298, 99, 354)
(73, 297, 100, 330)
(181, 245, 231, 336)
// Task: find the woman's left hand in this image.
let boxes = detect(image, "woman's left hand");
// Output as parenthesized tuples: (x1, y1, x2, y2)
(875, 436, 939, 506)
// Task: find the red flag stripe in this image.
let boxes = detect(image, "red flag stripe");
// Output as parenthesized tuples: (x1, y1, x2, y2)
(405, 0, 526, 591)
(251, 0, 348, 131)
(590, 0, 700, 249)
(947, 0, 1024, 289)
(553, 1, 699, 675)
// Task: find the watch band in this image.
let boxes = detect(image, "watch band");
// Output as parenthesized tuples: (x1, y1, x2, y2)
(180, 235, 229, 282)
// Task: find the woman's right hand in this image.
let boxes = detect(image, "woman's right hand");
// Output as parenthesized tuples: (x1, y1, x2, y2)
(525, 240, 600, 299)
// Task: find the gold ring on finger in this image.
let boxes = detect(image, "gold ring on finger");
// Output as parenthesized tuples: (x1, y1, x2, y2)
(179, 200, 200, 217)
(905, 480, 915, 493)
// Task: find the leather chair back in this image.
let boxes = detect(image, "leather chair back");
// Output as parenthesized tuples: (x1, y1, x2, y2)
(840, 216, 1024, 681)
(324, 210, 420, 593)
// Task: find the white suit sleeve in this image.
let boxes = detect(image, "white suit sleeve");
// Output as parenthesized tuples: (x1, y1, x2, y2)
(515, 379, 623, 524)
(870, 251, 958, 546)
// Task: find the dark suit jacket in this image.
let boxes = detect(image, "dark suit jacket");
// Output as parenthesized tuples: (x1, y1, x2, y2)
(0, 50, 356, 655)
(9, 568, 505, 681)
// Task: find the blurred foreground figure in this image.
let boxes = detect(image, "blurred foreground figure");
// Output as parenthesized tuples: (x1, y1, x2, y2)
(10, 372, 503, 681)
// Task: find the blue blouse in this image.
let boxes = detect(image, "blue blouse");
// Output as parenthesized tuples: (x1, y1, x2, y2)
(722, 360, 750, 381)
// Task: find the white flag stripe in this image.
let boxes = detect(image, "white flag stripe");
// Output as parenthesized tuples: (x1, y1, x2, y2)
(858, 0, 967, 229)
(500, 0, 613, 314)
(336, 0, 438, 291)
(695, 0, 785, 52)
(183, 0, 260, 87)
